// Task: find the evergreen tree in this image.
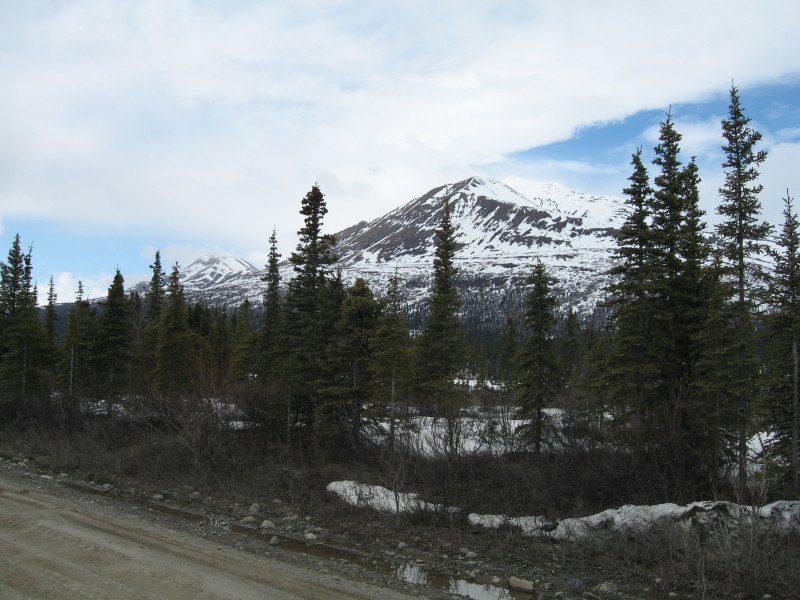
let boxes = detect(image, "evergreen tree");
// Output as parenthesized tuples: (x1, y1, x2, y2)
(604, 148, 663, 439)
(156, 263, 192, 398)
(319, 278, 378, 450)
(145, 250, 167, 324)
(414, 196, 468, 455)
(58, 282, 96, 400)
(716, 84, 772, 495)
(415, 197, 467, 414)
(281, 184, 338, 424)
(692, 257, 741, 491)
(717, 84, 772, 305)
(649, 113, 709, 484)
(497, 314, 519, 401)
(93, 269, 132, 415)
(370, 272, 411, 450)
(229, 298, 256, 384)
(45, 276, 58, 346)
(764, 191, 800, 495)
(259, 229, 282, 382)
(517, 260, 559, 453)
(0, 237, 48, 403)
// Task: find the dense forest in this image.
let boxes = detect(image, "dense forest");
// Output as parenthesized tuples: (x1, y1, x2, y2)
(1, 85, 797, 518)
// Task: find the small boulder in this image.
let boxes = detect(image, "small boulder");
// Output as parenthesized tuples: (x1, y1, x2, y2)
(269, 536, 279, 546)
(150, 493, 165, 502)
(465, 551, 477, 560)
(240, 515, 257, 525)
(397, 541, 408, 550)
(509, 576, 535, 592)
(304, 532, 317, 541)
(595, 582, 618, 594)
(248, 502, 261, 515)
(259, 519, 276, 530)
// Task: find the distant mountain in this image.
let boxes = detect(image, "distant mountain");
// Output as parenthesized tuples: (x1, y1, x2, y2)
(333, 176, 625, 312)
(132, 176, 627, 316)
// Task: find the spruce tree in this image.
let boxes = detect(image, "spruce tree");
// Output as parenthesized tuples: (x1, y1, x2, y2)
(156, 263, 192, 398)
(281, 184, 338, 424)
(145, 250, 167, 324)
(604, 148, 663, 440)
(45, 276, 57, 346)
(319, 278, 378, 450)
(0, 237, 48, 404)
(415, 197, 467, 416)
(259, 229, 282, 383)
(764, 191, 800, 495)
(229, 299, 256, 384)
(94, 269, 132, 415)
(716, 84, 772, 495)
(370, 272, 411, 450)
(649, 113, 709, 483)
(59, 281, 96, 400)
(517, 260, 559, 453)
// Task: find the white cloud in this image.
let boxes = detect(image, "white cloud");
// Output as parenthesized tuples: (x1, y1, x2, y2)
(2, 0, 800, 273)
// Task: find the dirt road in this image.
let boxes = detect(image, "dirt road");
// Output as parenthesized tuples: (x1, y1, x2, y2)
(0, 473, 419, 600)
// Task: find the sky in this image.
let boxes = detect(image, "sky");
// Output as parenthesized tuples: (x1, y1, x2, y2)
(1, 1, 799, 303)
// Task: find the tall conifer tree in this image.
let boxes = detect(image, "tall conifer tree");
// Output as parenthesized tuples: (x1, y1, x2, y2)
(517, 260, 559, 453)
(765, 191, 800, 495)
(416, 197, 467, 415)
(716, 85, 772, 495)
(94, 269, 132, 415)
(156, 263, 192, 398)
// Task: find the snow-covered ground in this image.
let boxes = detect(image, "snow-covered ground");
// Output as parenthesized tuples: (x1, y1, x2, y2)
(326, 479, 800, 541)
(468, 499, 800, 540)
(325, 481, 454, 515)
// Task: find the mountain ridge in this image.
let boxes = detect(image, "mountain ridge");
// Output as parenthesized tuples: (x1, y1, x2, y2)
(132, 176, 626, 314)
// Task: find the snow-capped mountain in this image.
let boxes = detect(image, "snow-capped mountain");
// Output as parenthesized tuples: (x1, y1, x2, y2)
(137, 176, 626, 314)
(333, 176, 624, 311)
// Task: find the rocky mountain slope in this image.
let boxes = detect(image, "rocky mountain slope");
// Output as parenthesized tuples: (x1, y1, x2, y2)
(145, 176, 626, 315)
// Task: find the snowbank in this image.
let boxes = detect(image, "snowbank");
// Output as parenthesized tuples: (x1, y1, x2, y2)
(468, 500, 800, 541)
(325, 481, 454, 514)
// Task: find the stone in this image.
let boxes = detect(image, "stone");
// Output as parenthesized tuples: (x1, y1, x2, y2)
(459, 547, 470, 555)
(508, 576, 535, 592)
(491, 576, 501, 585)
(150, 494, 165, 502)
(595, 582, 618, 594)
(248, 502, 261, 515)
(283, 514, 300, 522)
(397, 541, 408, 550)
(240, 515, 257, 524)
(40, 474, 53, 480)
(543, 582, 553, 590)
(189, 491, 202, 500)
(467, 570, 477, 580)
(304, 532, 318, 541)
(465, 551, 477, 559)
(269, 536, 279, 546)
(259, 519, 276, 530)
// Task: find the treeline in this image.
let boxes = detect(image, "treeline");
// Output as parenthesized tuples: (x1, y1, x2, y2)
(0, 85, 797, 501)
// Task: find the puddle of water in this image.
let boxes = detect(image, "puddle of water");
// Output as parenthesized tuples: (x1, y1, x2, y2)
(397, 563, 536, 600)
(139, 500, 536, 600)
